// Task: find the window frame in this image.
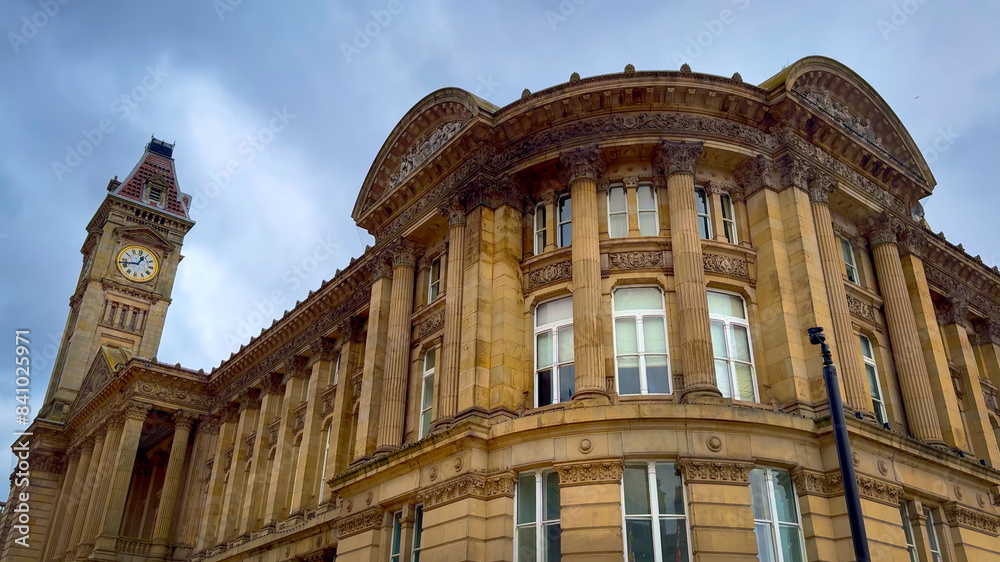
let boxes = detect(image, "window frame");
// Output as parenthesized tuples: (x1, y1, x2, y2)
(612, 286, 672, 396)
(514, 470, 561, 562)
(695, 187, 712, 240)
(534, 296, 575, 407)
(389, 510, 403, 562)
(841, 237, 860, 284)
(924, 507, 944, 562)
(557, 194, 572, 248)
(620, 460, 690, 562)
(859, 334, 888, 426)
(420, 348, 436, 439)
(720, 193, 737, 244)
(637, 183, 659, 237)
(534, 203, 547, 254)
(428, 256, 442, 303)
(608, 184, 629, 239)
(750, 467, 807, 562)
(411, 505, 424, 562)
(708, 289, 758, 402)
(898, 502, 919, 562)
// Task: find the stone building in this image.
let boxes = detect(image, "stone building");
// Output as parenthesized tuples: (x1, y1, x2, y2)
(3, 56, 1000, 562)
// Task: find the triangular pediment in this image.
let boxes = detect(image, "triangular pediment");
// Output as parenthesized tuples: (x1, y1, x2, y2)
(116, 225, 172, 251)
(69, 345, 134, 418)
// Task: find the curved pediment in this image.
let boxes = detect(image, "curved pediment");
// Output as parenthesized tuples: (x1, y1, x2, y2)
(764, 56, 935, 193)
(352, 88, 497, 225)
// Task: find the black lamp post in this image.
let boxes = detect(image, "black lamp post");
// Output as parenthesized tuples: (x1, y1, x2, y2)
(808, 326, 871, 562)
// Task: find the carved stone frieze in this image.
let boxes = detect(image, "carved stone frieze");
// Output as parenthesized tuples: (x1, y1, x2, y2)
(703, 254, 749, 279)
(553, 459, 624, 486)
(797, 88, 885, 149)
(846, 294, 876, 323)
(925, 265, 1000, 322)
(417, 309, 445, 339)
(415, 471, 517, 509)
(132, 379, 212, 410)
(335, 507, 384, 538)
(528, 261, 572, 289)
(657, 140, 703, 176)
(560, 146, 604, 183)
(973, 319, 1000, 347)
(790, 468, 843, 498)
(389, 121, 465, 189)
(608, 251, 663, 271)
(33, 452, 65, 475)
(855, 474, 903, 506)
(676, 457, 753, 484)
(943, 502, 1000, 536)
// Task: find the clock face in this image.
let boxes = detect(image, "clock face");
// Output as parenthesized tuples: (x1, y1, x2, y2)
(116, 245, 159, 282)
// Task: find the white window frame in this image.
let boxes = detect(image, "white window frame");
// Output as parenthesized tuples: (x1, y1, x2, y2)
(420, 349, 436, 439)
(695, 187, 712, 240)
(620, 461, 690, 562)
(317, 422, 331, 503)
(750, 467, 807, 562)
(612, 287, 671, 395)
(534, 296, 574, 407)
(924, 507, 944, 562)
(428, 256, 442, 303)
(514, 470, 561, 562)
(841, 237, 860, 284)
(389, 510, 403, 562)
(557, 194, 572, 248)
(411, 505, 424, 562)
(899, 502, 919, 562)
(534, 203, 547, 254)
(859, 334, 888, 426)
(708, 290, 758, 402)
(720, 193, 737, 244)
(608, 184, 628, 239)
(637, 183, 659, 237)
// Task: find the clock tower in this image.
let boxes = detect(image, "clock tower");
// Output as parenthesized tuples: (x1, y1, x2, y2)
(39, 137, 195, 421)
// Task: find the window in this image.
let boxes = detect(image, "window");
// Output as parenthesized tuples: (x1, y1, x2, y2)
(859, 335, 887, 426)
(841, 237, 859, 284)
(695, 188, 711, 239)
(420, 349, 435, 438)
(535, 296, 574, 407)
(721, 193, 737, 244)
(622, 461, 688, 562)
(534, 203, 547, 254)
(318, 423, 331, 503)
(750, 467, 805, 562)
(411, 506, 424, 562)
(148, 186, 162, 204)
(924, 507, 944, 562)
(389, 511, 403, 562)
(899, 503, 919, 562)
(557, 194, 572, 248)
(708, 291, 757, 401)
(638, 184, 658, 236)
(613, 287, 670, 395)
(516, 471, 560, 562)
(608, 185, 628, 238)
(428, 257, 442, 302)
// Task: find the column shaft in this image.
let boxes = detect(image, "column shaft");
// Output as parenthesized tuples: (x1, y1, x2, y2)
(196, 413, 237, 550)
(376, 256, 416, 452)
(67, 433, 103, 557)
(55, 441, 93, 558)
(570, 174, 606, 399)
(291, 346, 337, 514)
(219, 398, 258, 539)
(239, 385, 281, 534)
(149, 416, 194, 560)
(437, 218, 466, 424)
(355, 273, 392, 460)
(79, 417, 123, 555)
(263, 371, 308, 524)
(941, 321, 1000, 465)
(42, 447, 80, 560)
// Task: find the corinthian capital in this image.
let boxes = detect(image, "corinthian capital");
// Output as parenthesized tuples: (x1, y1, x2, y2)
(389, 238, 417, 268)
(897, 225, 927, 258)
(775, 153, 809, 191)
(858, 212, 899, 247)
(559, 146, 604, 183)
(124, 400, 153, 422)
(439, 198, 466, 226)
(807, 172, 838, 204)
(732, 154, 775, 198)
(657, 140, 703, 176)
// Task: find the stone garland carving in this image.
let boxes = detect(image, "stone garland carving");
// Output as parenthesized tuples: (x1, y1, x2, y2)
(676, 457, 754, 484)
(608, 251, 663, 271)
(132, 379, 212, 410)
(389, 121, 465, 189)
(335, 507, 385, 538)
(657, 140, 704, 176)
(845, 294, 877, 323)
(553, 460, 625, 486)
(528, 261, 572, 289)
(943, 503, 1000, 536)
(417, 309, 445, 339)
(796, 88, 885, 149)
(703, 254, 749, 279)
(415, 471, 517, 509)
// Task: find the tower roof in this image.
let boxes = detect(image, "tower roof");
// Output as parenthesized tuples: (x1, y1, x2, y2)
(109, 136, 193, 219)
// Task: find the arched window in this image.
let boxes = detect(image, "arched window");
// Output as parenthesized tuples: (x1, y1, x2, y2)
(708, 290, 757, 401)
(420, 348, 436, 438)
(859, 334, 887, 425)
(557, 194, 572, 248)
(535, 296, 574, 406)
(534, 203, 547, 254)
(613, 287, 670, 395)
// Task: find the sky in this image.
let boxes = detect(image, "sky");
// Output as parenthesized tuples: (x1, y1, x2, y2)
(1, 0, 999, 497)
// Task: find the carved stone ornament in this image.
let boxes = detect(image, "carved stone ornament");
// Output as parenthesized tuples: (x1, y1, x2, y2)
(286, 355, 311, 380)
(657, 140, 703, 176)
(335, 507, 385, 538)
(858, 212, 898, 247)
(389, 238, 417, 269)
(389, 121, 465, 189)
(173, 410, 196, 431)
(846, 294, 876, 323)
(732, 155, 775, 198)
(797, 88, 885, 149)
(33, 452, 65, 475)
(237, 387, 261, 412)
(775, 153, 809, 191)
(896, 225, 927, 258)
(337, 315, 366, 343)
(439, 198, 466, 226)
(415, 471, 517, 509)
(677, 457, 753, 484)
(311, 337, 339, 362)
(790, 468, 843, 498)
(560, 146, 604, 183)
(369, 254, 392, 281)
(528, 261, 572, 289)
(418, 310, 445, 339)
(973, 319, 1000, 347)
(124, 400, 153, 422)
(262, 372, 284, 395)
(855, 474, 903, 507)
(703, 254, 749, 279)
(943, 502, 1000, 536)
(807, 172, 838, 204)
(623, 176, 640, 188)
(132, 379, 212, 410)
(608, 251, 663, 271)
(938, 295, 970, 328)
(706, 436, 723, 452)
(553, 459, 624, 486)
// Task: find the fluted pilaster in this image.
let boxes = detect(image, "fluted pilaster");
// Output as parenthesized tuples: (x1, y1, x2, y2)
(436, 201, 466, 426)
(148, 412, 195, 560)
(376, 239, 417, 452)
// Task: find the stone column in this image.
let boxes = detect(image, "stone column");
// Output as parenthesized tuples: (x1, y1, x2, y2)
(561, 146, 608, 402)
(659, 141, 718, 402)
(148, 412, 195, 560)
(355, 257, 392, 461)
(219, 389, 260, 540)
(263, 358, 310, 524)
(554, 459, 625, 560)
(863, 215, 944, 445)
(78, 412, 124, 558)
(435, 202, 466, 428)
(807, 174, 872, 416)
(174, 416, 219, 554)
(376, 239, 417, 453)
(238, 374, 282, 534)
(42, 443, 81, 560)
(327, 318, 365, 477)
(290, 337, 339, 515)
(678, 457, 758, 561)
(196, 404, 238, 551)
(67, 432, 103, 558)
(91, 401, 152, 561)
(54, 437, 93, 559)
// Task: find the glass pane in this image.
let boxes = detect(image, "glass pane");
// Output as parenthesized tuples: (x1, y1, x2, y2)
(659, 517, 689, 562)
(535, 205, 546, 230)
(715, 360, 732, 398)
(413, 506, 423, 548)
(543, 522, 561, 562)
(559, 223, 572, 247)
(724, 220, 736, 244)
(735, 363, 755, 401)
(558, 326, 574, 363)
(618, 356, 641, 395)
(424, 349, 435, 372)
(537, 297, 572, 326)
(859, 335, 873, 358)
(755, 522, 777, 562)
(609, 187, 627, 212)
(422, 375, 434, 409)
(721, 195, 733, 219)
(841, 238, 855, 267)
(866, 365, 881, 400)
(543, 471, 561, 521)
(750, 469, 770, 521)
(638, 212, 657, 237)
(420, 410, 431, 438)
(616, 318, 638, 354)
(535, 231, 546, 253)
(655, 463, 684, 515)
(430, 260, 440, 283)
(773, 470, 798, 523)
(559, 364, 575, 402)
(517, 474, 536, 524)
(625, 519, 655, 562)
(643, 317, 667, 354)
(731, 325, 751, 361)
(637, 185, 655, 210)
(558, 196, 572, 222)
(537, 368, 552, 406)
(623, 465, 651, 515)
(614, 287, 662, 311)
(391, 512, 402, 554)
(536, 332, 553, 368)
(711, 322, 728, 359)
(516, 526, 537, 562)
(708, 292, 745, 318)
(646, 356, 670, 394)
(779, 524, 805, 562)
(698, 216, 711, 239)
(695, 189, 708, 214)
(610, 214, 628, 238)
